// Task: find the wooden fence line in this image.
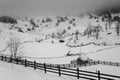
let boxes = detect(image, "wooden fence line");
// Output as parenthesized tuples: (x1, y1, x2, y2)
(93, 60, 120, 67)
(0, 55, 120, 80)
(71, 60, 120, 68)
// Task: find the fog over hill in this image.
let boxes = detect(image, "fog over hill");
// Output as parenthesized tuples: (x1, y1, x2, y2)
(0, 0, 120, 16)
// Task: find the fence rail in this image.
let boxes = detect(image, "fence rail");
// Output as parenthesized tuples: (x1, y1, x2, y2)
(0, 55, 120, 80)
(71, 59, 120, 68)
(93, 60, 120, 67)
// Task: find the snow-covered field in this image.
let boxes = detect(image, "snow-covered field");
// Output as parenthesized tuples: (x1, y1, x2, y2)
(1, 30, 120, 64)
(86, 45, 120, 62)
(0, 61, 84, 80)
(80, 64, 120, 76)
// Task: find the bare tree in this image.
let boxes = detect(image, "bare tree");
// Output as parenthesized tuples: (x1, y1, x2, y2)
(116, 21, 120, 36)
(94, 25, 102, 39)
(7, 36, 23, 58)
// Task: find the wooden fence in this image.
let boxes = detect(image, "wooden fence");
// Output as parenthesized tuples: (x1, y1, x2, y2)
(93, 60, 120, 67)
(0, 55, 120, 80)
(71, 60, 120, 68)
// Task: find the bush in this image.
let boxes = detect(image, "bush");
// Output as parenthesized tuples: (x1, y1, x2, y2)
(30, 19, 36, 27)
(59, 39, 64, 43)
(0, 16, 17, 24)
(76, 58, 88, 65)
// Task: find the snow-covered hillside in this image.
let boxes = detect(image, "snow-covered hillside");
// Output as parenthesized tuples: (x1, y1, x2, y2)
(1, 9, 120, 47)
(0, 7, 120, 80)
(0, 8, 120, 64)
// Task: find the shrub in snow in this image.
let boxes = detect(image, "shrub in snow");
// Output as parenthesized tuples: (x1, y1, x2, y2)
(30, 19, 38, 27)
(76, 58, 89, 65)
(59, 39, 64, 43)
(71, 57, 91, 65)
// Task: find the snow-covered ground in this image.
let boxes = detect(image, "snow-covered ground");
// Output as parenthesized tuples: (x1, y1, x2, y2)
(79, 44, 120, 78)
(22, 42, 120, 64)
(23, 42, 68, 58)
(86, 45, 120, 62)
(80, 64, 120, 76)
(0, 61, 84, 80)
(1, 30, 120, 64)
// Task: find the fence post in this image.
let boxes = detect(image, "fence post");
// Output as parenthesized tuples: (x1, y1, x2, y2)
(98, 70, 100, 80)
(44, 63, 47, 73)
(25, 59, 27, 67)
(77, 68, 79, 79)
(34, 60, 36, 70)
(117, 62, 119, 66)
(9, 57, 12, 62)
(58, 65, 61, 76)
(16, 58, 18, 64)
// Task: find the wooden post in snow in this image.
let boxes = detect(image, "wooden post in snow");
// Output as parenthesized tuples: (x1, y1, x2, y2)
(34, 60, 36, 70)
(77, 68, 79, 79)
(98, 70, 100, 80)
(25, 59, 27, 67)
(58, 65, 61, 76)
(44, 63, 47, 73)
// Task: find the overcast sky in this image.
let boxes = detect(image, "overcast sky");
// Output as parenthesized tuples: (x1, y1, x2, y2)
(0, 0, 120, 17)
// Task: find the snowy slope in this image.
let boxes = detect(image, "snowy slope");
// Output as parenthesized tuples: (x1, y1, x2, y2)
(0, 23, 120, 64)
